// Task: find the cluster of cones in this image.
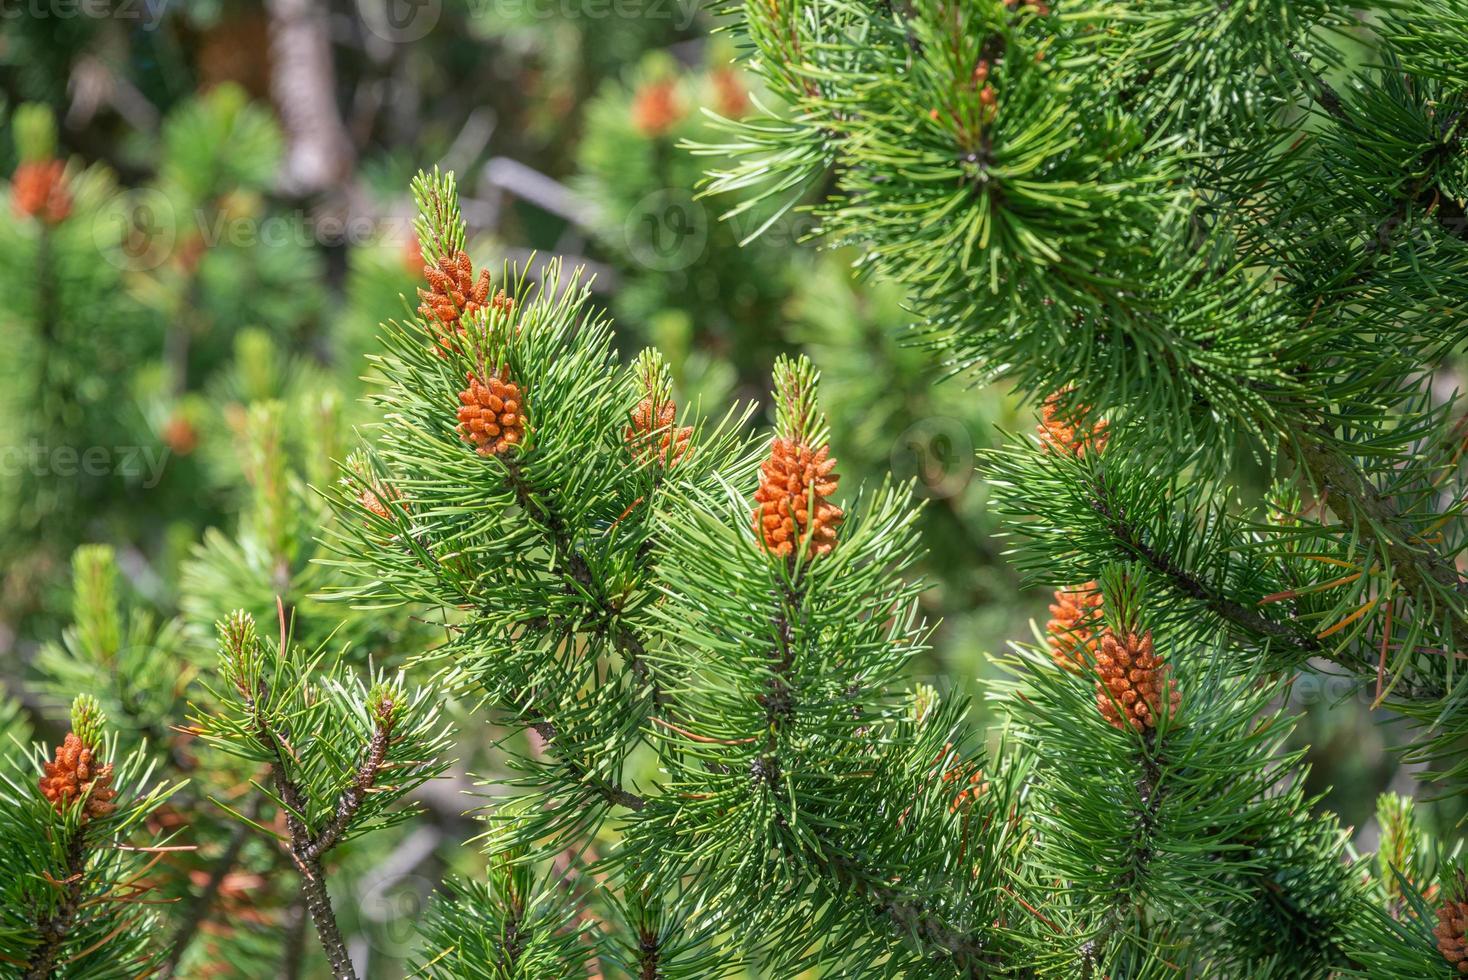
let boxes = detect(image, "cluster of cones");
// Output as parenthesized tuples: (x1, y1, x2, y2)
(1038, 391, 1177, 730)
(1440, 900, 1468, 974)
(457, 372, 527, 458)
(1037, 388, 1108, 458)
(754, 438, 844, 559)
(413, 246, 529, 459)
(417, 248, 513, 357)
(39, 731, 117, 821)
(625, 392, 692, 469)
(1047, 583, 1179, 732)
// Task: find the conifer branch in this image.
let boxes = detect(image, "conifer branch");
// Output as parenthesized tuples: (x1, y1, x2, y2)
(523, 711, 647, 813)
(304, 704, 394, 861)
(249, 699, 358, 980)
(1087, 475, 1326, 662)
(821, 852, 999, 976)
(22, 825, 88, 980)
(1296, 435, 1468, 652)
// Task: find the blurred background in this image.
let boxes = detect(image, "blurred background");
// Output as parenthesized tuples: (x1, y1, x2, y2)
(0, 1, 1429, 975)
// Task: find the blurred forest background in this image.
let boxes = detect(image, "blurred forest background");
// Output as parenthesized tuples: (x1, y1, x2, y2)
(0, 1, 1435, 975)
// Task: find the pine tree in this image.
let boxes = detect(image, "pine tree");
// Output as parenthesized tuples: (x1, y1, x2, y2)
(4, 3, 1468, 973)
(697, 0, 1468, 973)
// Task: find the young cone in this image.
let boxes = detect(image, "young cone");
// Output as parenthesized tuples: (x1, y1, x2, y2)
(1037, 389, 1108, 457)
(1438, 899, 1468, 974)
(753, 357, 843, 559)
(1046, 582, 1102, 670)
(39, 699, 118, 821)
(1093, 630, 1179, 732)
(457, 371, 527, 457)
(418, 249, 511, 355)
(625, 352, 691, 468)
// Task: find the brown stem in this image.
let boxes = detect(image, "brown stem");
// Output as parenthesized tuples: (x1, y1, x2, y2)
(295, 852, 355, 980)
(304, 715, 393, 861)
(822, 851, 999, 977)
(1087, 476, 1327, 662)
(23, 825, 88, 980)
(247, 689, 358, 980)
(525, 712, 647, 812)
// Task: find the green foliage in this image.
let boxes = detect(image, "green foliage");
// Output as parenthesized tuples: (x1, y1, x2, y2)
(191, 609, 452, 850)
(35, 546, 192, 751)
(413, 858, 594, 979)
(999, 617, 1363, 974)
(0, 712, 180, 977)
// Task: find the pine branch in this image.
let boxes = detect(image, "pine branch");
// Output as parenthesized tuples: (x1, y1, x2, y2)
(1296, 434, 1468, 653)
(1306, 65, 1468, 253)
(524, 710, 647, 813)
(1087, 474, 1327, 663)
(303, 707, 394, 861)
(821, 851, 1001, 976)
(244, 685, 358, 980)
(1079, 731, 1165, 979)
(22, 825, 87, 980)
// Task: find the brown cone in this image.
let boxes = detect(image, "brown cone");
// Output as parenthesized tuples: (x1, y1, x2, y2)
(457, 371, 527, 457)
(626, 396, 691, 468)
(1047, 582, 1103, 671)
(12, 159, 71, 223)
(753, 438, 843, 558)
(1437, 900, 1468, 974)
(1093, 630, 1179, 732)
(39, 732, 117, 820)
(1038, 389, 1108, 457)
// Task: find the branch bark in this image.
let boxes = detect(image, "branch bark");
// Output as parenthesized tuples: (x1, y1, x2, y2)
(247, 689, 358, 980)
(22, 825, 87, 980)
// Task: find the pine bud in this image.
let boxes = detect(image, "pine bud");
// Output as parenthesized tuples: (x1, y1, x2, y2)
(1437, 900, 1468, 974)
(457, 371, 527, 457)
(631, 78, 683, 137)
(11, 159, 71, 223)
(417, 250, 508, 355)
(626, 395, 691, 468)
(70, 694, 106, 748)
(39, 719, 117, 821)
(357, 481, 402, 521)
(1038, 389, 1108, 457)
(218, 610, 263, 700)
(1046, 582, 1103, 671)
(753, 438, 844, 558)
(1093, 630, 1179, 732)
(368, 679, 402, 719)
